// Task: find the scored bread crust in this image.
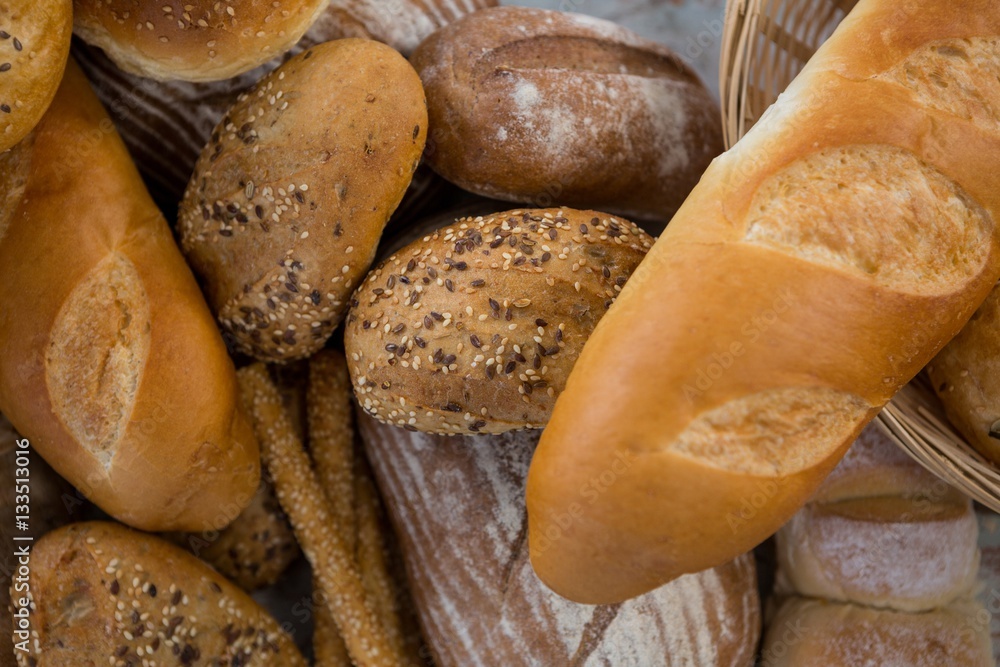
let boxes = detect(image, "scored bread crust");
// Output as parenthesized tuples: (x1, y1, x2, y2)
(72, 0, 329, 82)
(18, 521, 307, 666)
(412, 6, 723, 226)
(0, 61, 259, 532)
(527, 0, 1000, 603)
(0, 0, 72, 152)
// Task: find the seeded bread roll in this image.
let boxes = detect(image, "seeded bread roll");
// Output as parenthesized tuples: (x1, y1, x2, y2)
(929, 286, 1000, 465)
(73, 0, 329, 82)
(15, 521, 307, 667)
(411, 6, 722, 226)
(0, 61, 259, 532)
(178, 39, 427, 363)
(527, 0, 1000, 604)
(345, 208, 654, 435)
(0, 0, 71, 152)
(760, 597, 993, 667)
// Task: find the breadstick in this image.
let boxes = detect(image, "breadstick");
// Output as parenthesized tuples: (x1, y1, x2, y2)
(355, 461, 405, 657)
(237, 364, 402, 667)
(307, 350, 358, 666)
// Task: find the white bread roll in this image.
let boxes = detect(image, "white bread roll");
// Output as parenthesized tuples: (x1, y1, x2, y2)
(0, 61, 259, 532)
(776, 426, 980, 612)
(527, 0, 1000, 603)
(760, 597, 993, 667)
(357, 414, 761, 667)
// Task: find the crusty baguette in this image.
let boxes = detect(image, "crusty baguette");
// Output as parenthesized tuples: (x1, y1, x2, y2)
(527, 0, 1000, 603)
(358, 414, 761, 667)
(0, 0, 72, 152)
(0, 61, 259, 532)
(15, 521, 307, 666)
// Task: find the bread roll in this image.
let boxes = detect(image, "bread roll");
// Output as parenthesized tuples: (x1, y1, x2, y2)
(411, 6, 722, 225)
(179, 39, 427, 363)
(929, 286, 1000, 464)
(14, 521, 307, 666)
(0, 61, 259, 532)
(357, 414, 761, 667)
(73, 0, 329, 81)
(71, 0, 494, 213)
(760, 597, 993, 667)
(0, 0, 71, 152)
(527, 0, 1000, 603)
(345, 208, 654, 434)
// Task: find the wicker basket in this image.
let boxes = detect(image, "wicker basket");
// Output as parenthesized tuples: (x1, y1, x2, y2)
(718, 0, 1000, 512)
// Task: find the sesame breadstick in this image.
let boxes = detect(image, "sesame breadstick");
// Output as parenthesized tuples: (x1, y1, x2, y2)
(355, 462, 406, 657)
(308, 350, 358, 666)
(237, 364, 403, 667)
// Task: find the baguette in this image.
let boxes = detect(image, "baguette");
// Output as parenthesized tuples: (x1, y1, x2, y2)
(0, 61, 259, 532)
(0, 0, 71, 152)
(527, 0, 1000, 603)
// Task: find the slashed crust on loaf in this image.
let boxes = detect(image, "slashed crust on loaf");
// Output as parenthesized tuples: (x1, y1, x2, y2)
(345, 208, 653, 435)
(46, 253, 150, 471)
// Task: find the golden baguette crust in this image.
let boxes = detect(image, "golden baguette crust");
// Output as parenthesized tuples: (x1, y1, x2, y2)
(0, 0, 71, 152)
(73, 0, 328, 82)
(15, 521, 307, 667)
(0, 61, 259, 532)
(528, 0, 1000, 603)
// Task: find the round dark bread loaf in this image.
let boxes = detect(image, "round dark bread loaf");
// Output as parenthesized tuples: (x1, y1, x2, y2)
(0, 0, 72, 152)
(412, 6, 723, 225)
(178, 39, 427, 363)
(15, 521, 307, 666)
(344, 207, 654, 435)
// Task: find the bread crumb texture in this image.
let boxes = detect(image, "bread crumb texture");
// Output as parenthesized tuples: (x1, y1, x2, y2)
(670, 386, 870, 476)
(45, 253, 150, 471)
(345, 208, 653, 435)
(878, 37, 1000, 132)
(17, 521, 306, 667)
(745, 145, 992, 296)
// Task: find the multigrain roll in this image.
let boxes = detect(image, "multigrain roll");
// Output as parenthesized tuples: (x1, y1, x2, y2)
(345, 208, 654, 434)
(15, 521, 308, 667)
(0, 61, 259, 533)
(412, 6, 722, 225)
(760, 597, 993, 667)
(178, 39, 427, 363)
(929, 287, 1000, 465)
(0, 0, 72, 152)
(73, 0, 329, 81)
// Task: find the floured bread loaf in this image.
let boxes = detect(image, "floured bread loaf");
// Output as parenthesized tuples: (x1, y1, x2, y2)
(357, 414, 761, 667)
